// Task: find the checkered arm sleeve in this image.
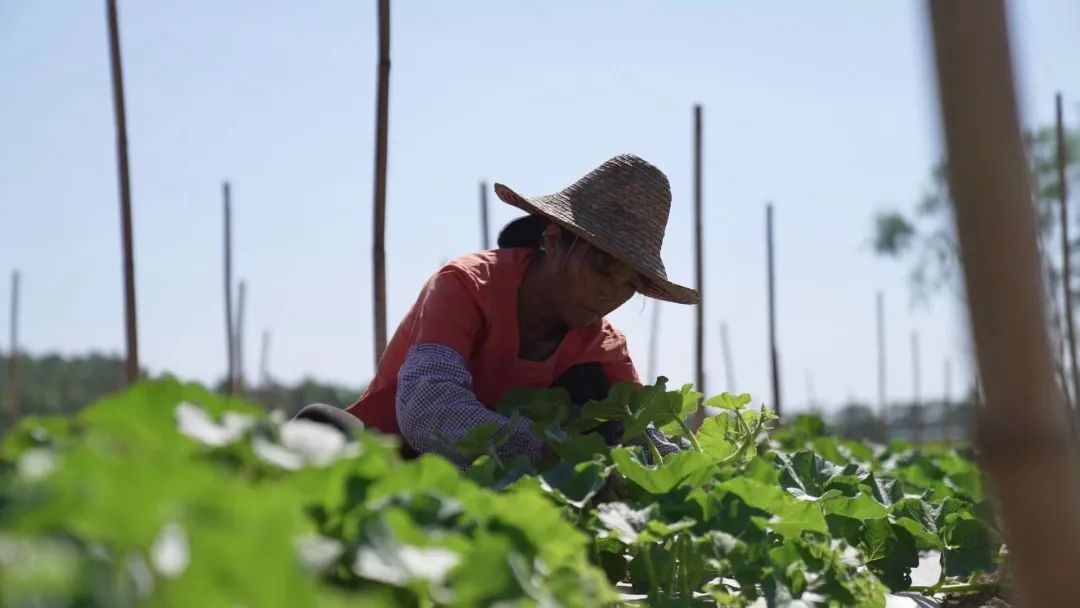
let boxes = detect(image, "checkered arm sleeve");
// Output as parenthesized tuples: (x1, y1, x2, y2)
(396, 342, 542, 469)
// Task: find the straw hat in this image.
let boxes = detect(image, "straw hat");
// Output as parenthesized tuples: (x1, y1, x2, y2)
(494, 154, 700, 305)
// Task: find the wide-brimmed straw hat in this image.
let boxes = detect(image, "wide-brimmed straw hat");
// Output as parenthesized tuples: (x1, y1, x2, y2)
(494, 154, 700, 305)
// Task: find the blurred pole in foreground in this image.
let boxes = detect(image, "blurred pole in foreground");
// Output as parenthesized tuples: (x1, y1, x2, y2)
(647, 301, 661, 384)
(371, 0, 391, 367)
(929, 1, 1080, 604)
(1057, 92, 1080, 414)
(720, 322, 735, 392)
(877, 291, 887, 441)
(223, 182, 235, 395)
(767, 203, 782, 418)
(689, 104, 706, 430)
(479, 181, 490, 250)
(6, 271, 19, 424)
(106, 0, 139, 385)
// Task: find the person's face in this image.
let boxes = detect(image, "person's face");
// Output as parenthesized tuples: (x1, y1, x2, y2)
(541, 226, 644, 329)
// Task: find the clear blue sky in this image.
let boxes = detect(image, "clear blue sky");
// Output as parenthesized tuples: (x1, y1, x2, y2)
(2, 1, 1078, 412)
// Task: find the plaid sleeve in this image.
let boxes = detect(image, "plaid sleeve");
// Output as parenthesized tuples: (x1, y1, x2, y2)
(603, 419, 680, 463)
(396, 342, 542, 469)
(626, 426, 683, 462)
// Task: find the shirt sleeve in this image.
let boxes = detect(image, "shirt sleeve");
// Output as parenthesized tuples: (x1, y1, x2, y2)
(396, 343, 542, 469)
(407, 268, 485, 360)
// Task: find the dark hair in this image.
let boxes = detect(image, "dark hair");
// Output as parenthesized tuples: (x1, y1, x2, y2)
(497, 215, 577, 250)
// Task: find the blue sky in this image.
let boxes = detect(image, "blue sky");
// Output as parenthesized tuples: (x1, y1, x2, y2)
(2, 1, 1078, 412)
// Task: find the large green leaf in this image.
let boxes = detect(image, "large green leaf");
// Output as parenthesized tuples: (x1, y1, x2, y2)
(611, 448, 716, 494)
(694, 415, 735, 460)
(703, 392, 752, 411)
(717, 477, 828, 538)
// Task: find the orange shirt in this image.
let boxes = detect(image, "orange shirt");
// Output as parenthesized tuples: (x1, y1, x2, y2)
(346, 248, 640, 437)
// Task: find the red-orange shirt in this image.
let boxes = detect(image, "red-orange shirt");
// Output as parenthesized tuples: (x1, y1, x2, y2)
(345, 248, 640, 438)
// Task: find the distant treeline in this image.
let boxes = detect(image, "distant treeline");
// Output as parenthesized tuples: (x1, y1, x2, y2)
(0, 352, 364, 431)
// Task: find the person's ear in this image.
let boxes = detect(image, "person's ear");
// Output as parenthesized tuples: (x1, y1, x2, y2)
(540, 224, 562, 254)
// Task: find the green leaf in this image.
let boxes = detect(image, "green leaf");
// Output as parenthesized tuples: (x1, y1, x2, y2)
(545, 431, 609, 465)
(496, 387, 573, 430)
(444, 422, 501, 460)
(718, 477, 829, 538)
(821, 493, 888, 521)
(703, 392, 752, 411)
(539, 460, 609, 509)
(943, 515, 999, 578)
(611, 448, 716, 494)
(694, 415, 735, 460)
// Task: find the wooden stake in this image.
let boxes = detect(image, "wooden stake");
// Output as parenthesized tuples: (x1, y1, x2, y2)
(1057, 93, 1080, 410)
(106, 0, 139, 385)
(234, 280, 246, 395)
(929, 2, 1080, 603)
(767, 203, 782, 417)
(876, 291, 887, 441)
(911, 330, 922, 446)
(479, 181, 490, 250)
(647, 301, 661, 384)
(6, 271, 19, 424)
(223, 181, 235, 394)
(720, 322, 735, 391)
(693, 104, 705, 397)
(371, 0, 391, 367)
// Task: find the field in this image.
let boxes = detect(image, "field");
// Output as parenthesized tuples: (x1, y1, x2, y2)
(0, 378, 1001, 607)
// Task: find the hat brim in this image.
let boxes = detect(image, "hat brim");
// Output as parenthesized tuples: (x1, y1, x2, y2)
(494, 183, 700, 305)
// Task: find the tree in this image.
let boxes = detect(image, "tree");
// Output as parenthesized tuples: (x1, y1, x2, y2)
(873, 126, 1080, 302)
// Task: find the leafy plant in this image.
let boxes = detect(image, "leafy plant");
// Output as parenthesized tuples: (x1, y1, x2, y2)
(0, 379, 1003, 607)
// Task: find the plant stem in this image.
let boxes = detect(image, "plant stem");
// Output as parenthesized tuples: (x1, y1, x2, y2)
(907, 581, 998, 595)
(679, 536, 692, 600)
(644, 433, 665, 465)
(718, 419, 763, 466)
(677, 418, 704, 452)
(643, 545, 661, 604)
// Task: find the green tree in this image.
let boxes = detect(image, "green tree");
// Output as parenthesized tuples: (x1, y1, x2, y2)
(873, 126, 1080, 302)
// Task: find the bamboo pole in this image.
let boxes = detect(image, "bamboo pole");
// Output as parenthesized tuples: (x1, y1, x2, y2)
(6, 271, 19, 424)
(720, 322, 735, 391)
(106, 0, 139, 385)
(767, 203, 782, 417)
(805, 371, 816, 413)
(647, 301, 661, 383)
(234, 280, 246, 395)
(1057, 93, 1080, 410)
(223, 181, 235, 395)
(876, 291, 888, 441)
(911, 330, 922, 446)
(687, 103, 705, 429)
(371, 0, 391, 367)
(479, 181, 490, 250)
(929, 2, 1080, 604)
(693, 105, 705, 396)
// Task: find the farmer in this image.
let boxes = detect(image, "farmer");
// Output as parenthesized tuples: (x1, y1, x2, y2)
(300, 155, 699, 468)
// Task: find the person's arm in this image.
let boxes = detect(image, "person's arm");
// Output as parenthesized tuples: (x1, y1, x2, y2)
(396, 343, 541, 469)
(393, 268, 541, 469)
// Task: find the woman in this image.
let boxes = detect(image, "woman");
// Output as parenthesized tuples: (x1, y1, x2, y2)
(306, 155, 700, 468)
